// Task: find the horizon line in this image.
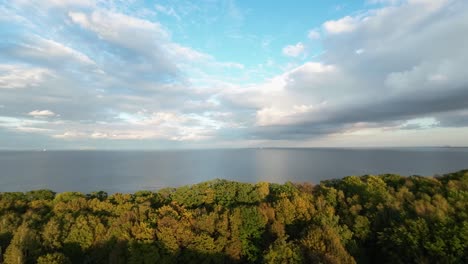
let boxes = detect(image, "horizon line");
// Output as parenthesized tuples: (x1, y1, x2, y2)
(1, 146, 467, 151)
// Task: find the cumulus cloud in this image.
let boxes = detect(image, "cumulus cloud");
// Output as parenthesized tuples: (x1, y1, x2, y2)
(0, 1, 242, 145)
(323, 16, 360, 34)
(282, 42, 305, 57)
(1, 0, 468, 147)
(221, 0, 468, 140)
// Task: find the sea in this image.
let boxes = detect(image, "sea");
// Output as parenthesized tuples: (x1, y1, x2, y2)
(0, 148, 467, 193)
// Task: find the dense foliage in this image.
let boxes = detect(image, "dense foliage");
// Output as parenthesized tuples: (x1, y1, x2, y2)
(0, 170, 467, 264)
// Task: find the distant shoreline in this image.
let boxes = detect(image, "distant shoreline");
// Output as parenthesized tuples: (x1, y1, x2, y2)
(1, 146, 468, 152)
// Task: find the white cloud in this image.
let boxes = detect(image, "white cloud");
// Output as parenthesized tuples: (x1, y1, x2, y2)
(0, 65, 51, 89)
(14, 36, 96, 66)
(2, 0, 468, 147)
(44, 0, 94, 7)
(227, 0, 468, 141)
(0, 116, 53, 135)
(290, 62, 336, 74)
(38, 38, 95, 65)
(15, 126, 53, 133)
(166, 43, 211, 62)
(53, 131, 86, 139)
(307, 29, 321, 40)
(282, 42, 305, 57)
(68, 10, 170, 52)
(256, 104, 323, 126)
(28, 110, 56, 117)
(66, 9, 242, 80)
(46, 110, 222, 141)
(323, 16, 360, 34)
(14, 0, 94, 8)
(132, 112, 188, 126)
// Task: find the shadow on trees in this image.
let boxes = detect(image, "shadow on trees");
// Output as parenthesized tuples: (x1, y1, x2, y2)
(60, 238, 240, 264)
(0, 232, 13, 262)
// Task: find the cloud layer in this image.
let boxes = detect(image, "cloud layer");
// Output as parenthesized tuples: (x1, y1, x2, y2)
(0, 0, 468, 149)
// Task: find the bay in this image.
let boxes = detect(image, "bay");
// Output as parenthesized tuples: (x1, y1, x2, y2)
(0, 148, 467, 193)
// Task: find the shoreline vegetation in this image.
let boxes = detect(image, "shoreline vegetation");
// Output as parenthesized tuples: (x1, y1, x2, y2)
(0, 171, 467, 263)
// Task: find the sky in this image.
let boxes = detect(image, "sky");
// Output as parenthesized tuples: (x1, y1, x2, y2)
(1, 0, 468, 149)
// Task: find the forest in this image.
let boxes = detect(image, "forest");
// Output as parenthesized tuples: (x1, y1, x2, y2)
(0, 170, 466, 264)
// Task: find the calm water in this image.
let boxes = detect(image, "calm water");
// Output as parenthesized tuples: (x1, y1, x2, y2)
(0, 148, 467, 193)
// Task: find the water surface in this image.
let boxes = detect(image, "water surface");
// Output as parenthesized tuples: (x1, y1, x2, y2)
(0, 148, 467, 193)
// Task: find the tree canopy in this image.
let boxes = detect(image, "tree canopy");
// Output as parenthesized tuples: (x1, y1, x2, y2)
(0, 171, 467, 263)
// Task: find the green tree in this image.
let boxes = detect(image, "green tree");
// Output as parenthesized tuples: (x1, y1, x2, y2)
(264, 238, 303, 264)
(36, 253, 71, 264)
(3, 224, 41, 264)
(301, 225, 355, 264)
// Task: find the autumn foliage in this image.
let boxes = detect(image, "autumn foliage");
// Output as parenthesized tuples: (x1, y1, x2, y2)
(0, 171, 467, 263)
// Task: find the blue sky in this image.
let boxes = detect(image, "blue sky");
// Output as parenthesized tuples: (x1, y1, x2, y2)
(1, 0, 468, 149)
